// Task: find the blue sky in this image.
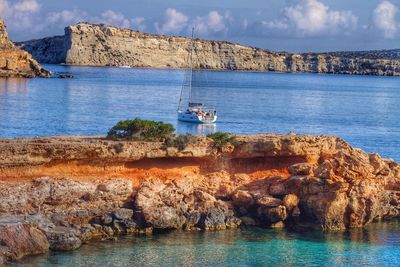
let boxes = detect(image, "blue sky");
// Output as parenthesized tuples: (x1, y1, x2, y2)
(1, 0, 400, 52)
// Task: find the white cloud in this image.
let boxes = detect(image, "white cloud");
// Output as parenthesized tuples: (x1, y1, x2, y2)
(99, 10, 146, 31)
(1, 0, 147, 39)
(155, 8, 189, 35)
(0, 0, 11, 16)
(0, 0, 40, 31)
(263, 20, 289, 30)
(101, 10, 131, 28)
(193, 11, 227, 35)
(265, 0, 358, 36)
(131, 17, 146, 31)
(153, 9, 230, 36)
(373, 1, 398, 38)
(33, 8, 147, 37)
(45, 9, 89, 26)
(14, 0, 39, 13)
(243, 18, 249, 30)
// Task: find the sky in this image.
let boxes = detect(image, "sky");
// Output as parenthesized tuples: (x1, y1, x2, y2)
(1, 0, 400, 52)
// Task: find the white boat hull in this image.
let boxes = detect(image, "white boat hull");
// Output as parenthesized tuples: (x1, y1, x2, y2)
(178, 111, 217, 123)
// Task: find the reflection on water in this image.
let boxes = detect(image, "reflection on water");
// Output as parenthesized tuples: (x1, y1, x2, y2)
(15, 221, 400, 267)
(0, 78, 28, 94)
(176, 121, 217, 135)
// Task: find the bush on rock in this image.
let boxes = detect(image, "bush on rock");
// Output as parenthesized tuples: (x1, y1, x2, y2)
(107, 118, 175, 141)
(207, 132, 237, 150)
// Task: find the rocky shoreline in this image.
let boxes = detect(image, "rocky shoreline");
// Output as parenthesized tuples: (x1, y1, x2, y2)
(18, 22, 400, 76)
(0, 134, 399, 263)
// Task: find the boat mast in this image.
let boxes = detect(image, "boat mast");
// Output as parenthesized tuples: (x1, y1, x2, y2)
(189, 27, 194, 104)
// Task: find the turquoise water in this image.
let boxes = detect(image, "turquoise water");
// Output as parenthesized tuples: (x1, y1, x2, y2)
(14, 221, 400, 266)
(0, 65, 400, 160)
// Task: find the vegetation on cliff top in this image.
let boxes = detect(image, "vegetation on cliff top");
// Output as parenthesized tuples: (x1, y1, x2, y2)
(165, 133, 199, 151)
(107, 118, 175, 141)
(107, 118, 237, 152)
(207, 132, 237, 150)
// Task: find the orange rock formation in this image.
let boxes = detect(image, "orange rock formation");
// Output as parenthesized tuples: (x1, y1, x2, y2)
(0, 134, 399, 262)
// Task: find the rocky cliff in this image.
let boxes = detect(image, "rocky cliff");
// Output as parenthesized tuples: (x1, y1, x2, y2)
(0, 134, 400, 262)
(18, 22, 400, 76)
(0, 17, 50, 78)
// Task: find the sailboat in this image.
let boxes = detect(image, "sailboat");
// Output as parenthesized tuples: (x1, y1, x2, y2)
(177, 29, 217, 124)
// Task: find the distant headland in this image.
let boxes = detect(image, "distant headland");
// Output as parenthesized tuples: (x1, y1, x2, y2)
(17, 22, 400, 76)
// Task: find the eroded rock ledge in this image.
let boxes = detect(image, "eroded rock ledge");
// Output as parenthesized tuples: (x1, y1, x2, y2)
(0, 134, 399, 263)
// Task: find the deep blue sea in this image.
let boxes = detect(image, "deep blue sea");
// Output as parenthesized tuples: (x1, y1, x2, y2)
(2, 65, 400, 266)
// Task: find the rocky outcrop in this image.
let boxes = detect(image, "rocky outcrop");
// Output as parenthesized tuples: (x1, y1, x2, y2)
(18, 22, 400, 76)
(0, 17, 50, 78)
(0, 133, 400, 261)
(0, 218, 49, 263)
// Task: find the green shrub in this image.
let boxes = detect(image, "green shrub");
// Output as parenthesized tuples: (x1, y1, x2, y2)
(107, 118, 175, 141)
(166, 133, 198, 151)
(207, 132, 237, 150)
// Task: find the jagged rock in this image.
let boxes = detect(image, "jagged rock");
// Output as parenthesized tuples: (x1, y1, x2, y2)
(239, 216, 257, 226)
(283, 194, 299, 212)
(135, 178, 241, 230)
(231, 190, 254, 209)
(58, 73, 74, 79)
(270, 221, 285, 228)
(0, 220, 49, 262)
(97, 179, 133, 195)
(289, 163, 313, 176)
(46, 227, 82, 251)
(185, 211, 201, 230)
(225, 216, 242, 228)
(17, 22, 400, 76)
(199, 209, 227, 231)
(258, 205, 288, 224)
(101, 214, 113, 225)
(256, 196, 283, 208)
(113, 208, 134, 221)
(0, 17, 50, 78)
(269, 182, 286, 196)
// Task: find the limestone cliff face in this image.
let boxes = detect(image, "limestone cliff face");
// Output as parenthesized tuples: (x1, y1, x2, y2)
(18, 22, 400, 76)
(0, 17, 50, 78)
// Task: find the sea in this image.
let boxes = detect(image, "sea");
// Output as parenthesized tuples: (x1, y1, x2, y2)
(1, 65, 400, 266)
